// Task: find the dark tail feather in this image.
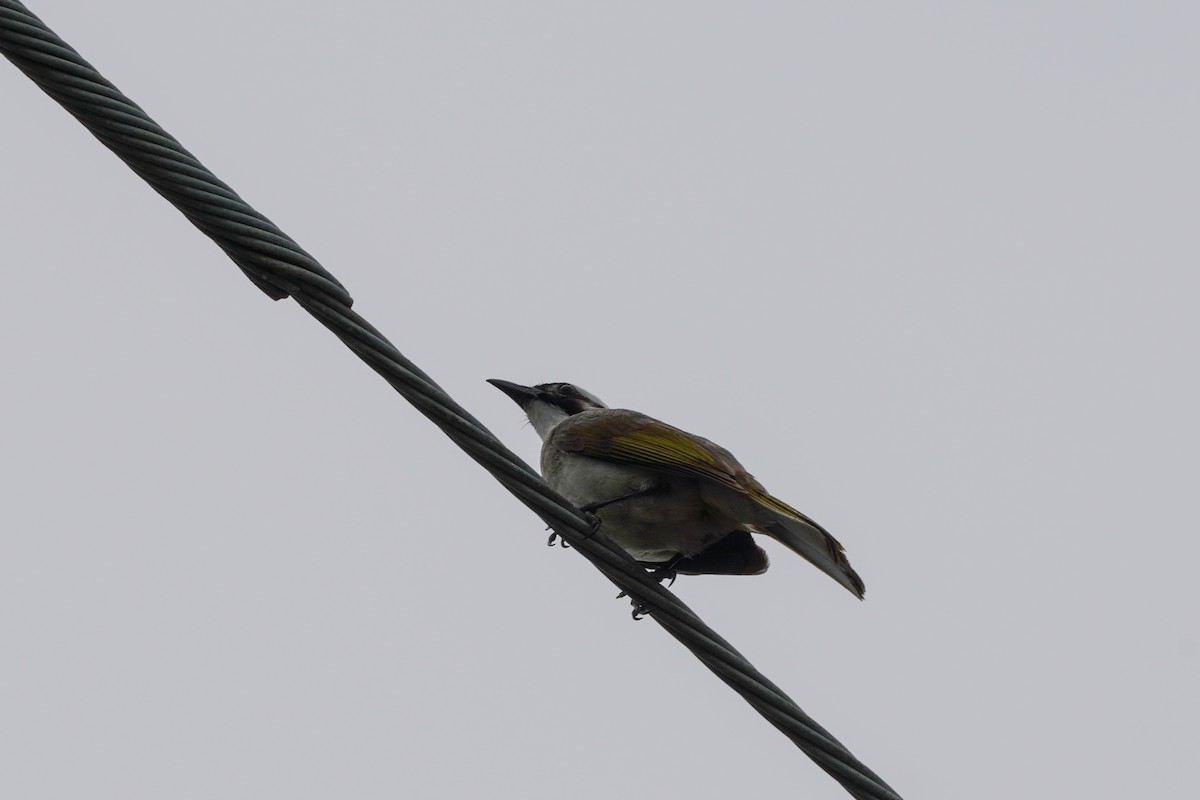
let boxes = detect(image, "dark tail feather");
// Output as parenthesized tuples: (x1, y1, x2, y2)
(759, 513, 865, 599)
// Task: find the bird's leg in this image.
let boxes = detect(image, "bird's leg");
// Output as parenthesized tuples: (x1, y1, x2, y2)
(580, 511, 602, 538)
(545, 528, 570, 548)
(579, 477, 667, 514)
(579, 479, 663, 547)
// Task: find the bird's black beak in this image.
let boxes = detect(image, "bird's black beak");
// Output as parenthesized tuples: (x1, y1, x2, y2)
(487, 378, 540, 409)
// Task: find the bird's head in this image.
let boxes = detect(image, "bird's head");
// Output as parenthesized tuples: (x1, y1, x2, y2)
(488, 379, 607, 438)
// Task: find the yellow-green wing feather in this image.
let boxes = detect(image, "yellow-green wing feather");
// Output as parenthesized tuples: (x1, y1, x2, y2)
(550, 410, 751, 493)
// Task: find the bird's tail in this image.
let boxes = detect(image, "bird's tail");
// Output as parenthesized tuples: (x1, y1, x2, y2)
(752, 491, 865, 599)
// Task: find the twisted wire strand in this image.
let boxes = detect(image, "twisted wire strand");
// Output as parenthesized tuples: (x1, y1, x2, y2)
(0, 4, 902, 798)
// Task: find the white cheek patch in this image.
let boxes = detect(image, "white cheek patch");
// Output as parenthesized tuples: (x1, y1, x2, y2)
(526, 401, 570, 439)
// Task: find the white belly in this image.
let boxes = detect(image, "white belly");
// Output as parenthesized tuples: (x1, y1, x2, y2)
(542, 450, 739, 562)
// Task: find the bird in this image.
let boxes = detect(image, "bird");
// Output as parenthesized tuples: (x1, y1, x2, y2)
(488, 379, 864, 598)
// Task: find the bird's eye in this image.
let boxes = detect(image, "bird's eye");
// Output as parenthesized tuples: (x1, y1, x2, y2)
(558, 384, 578, 397)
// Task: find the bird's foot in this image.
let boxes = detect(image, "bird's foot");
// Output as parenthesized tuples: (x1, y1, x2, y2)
(646, 564, 678, 588)
(640, 554, 683, 587)
(614, 557, 681, 603)
(614, 590, 651, 618)
(629, 597, 651, 620)
(544, 510, 600, 548)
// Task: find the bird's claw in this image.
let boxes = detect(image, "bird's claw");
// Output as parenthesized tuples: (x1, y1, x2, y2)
(545, 510, 600, 547)
(613, 560, 678, 614)
(647, 565, 678, 587)
(614, 570, 674, 600)
(630, 598, 651, 620)
(613, 590, 653, 619)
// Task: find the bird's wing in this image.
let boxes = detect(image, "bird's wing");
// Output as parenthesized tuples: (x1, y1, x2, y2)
(549, 409, 754, 493)
(552, 410, 865, 598)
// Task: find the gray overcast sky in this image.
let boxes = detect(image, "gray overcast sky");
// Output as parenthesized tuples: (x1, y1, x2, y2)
(2, 2, 1197, 798)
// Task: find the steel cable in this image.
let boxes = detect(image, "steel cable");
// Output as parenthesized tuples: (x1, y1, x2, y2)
(1, 3, 902, 798)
